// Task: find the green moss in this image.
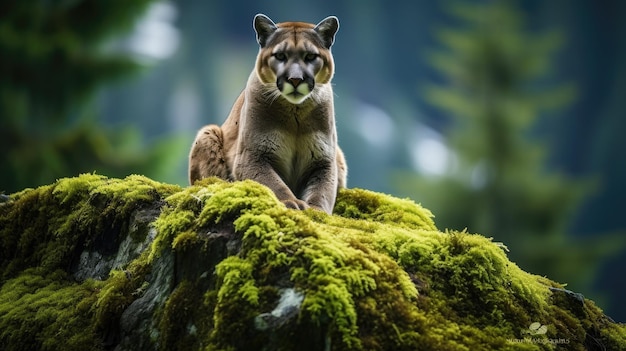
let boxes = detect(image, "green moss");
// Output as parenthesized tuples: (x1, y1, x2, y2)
(334, 187, 437, 231)
(93, 251, 152, 332)
(0, 268, 104, 351)
(158, 280, 206, 350)
(0, 174, 179, 351)
(1, 174, 625, 351)
(0, 173, 180, 279)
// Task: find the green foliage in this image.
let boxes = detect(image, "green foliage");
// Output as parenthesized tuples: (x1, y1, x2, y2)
(400, 0, 624, 299)
(0, 0, 153, 115)
(1, 174, 625, 350)
(0, 0, 187, 194)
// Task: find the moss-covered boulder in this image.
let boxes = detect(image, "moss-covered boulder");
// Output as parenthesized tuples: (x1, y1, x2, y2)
(0, 174, 624, 350)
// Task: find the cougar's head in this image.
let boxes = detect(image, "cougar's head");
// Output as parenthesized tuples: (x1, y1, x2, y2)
(253, 14, 339, 104)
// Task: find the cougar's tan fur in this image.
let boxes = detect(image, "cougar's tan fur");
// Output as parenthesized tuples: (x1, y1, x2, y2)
(188, 14, 346, 214)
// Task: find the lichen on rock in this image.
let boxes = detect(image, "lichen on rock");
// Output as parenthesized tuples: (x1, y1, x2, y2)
(0, 174, 624, 350)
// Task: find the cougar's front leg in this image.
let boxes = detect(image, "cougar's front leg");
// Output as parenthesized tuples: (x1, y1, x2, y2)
(300, 160, 339, 214)
(188, 125, 232, 184)
(233, 150, 309, 211)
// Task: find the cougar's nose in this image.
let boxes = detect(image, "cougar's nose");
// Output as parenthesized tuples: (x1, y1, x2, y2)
(288, 78, 302, 87)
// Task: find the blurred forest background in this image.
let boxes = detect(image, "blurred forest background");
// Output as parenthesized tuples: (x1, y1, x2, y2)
(2, 0, 625, 321)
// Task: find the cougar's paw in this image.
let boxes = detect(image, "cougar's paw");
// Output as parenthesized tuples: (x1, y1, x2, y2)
(282, 199, 309, 211)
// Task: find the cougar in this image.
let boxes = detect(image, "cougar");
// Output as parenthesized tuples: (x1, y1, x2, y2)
(188, 14, 347, 214)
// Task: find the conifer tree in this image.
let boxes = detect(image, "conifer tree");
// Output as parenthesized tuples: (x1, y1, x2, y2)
(0, 0, 182, 193)
(398, 0, 620, 295)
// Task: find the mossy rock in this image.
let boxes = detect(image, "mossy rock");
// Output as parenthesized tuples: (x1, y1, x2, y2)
(0, 174, 624, 350)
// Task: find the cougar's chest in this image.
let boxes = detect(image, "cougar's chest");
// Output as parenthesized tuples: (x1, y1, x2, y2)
(273, 129, 322, 183)
(243, 82, 334, 189)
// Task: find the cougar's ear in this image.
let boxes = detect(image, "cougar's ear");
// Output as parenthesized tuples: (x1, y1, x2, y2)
(314, 16, 339, 49)
(254, 14, 277, 47)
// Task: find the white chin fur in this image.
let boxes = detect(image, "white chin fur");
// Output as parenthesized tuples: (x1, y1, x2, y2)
(281, 83, 310, 104)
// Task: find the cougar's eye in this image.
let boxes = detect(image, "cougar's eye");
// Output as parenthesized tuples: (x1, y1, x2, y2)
(273, 52, 287, 61)
(304, 53, 318, 62)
